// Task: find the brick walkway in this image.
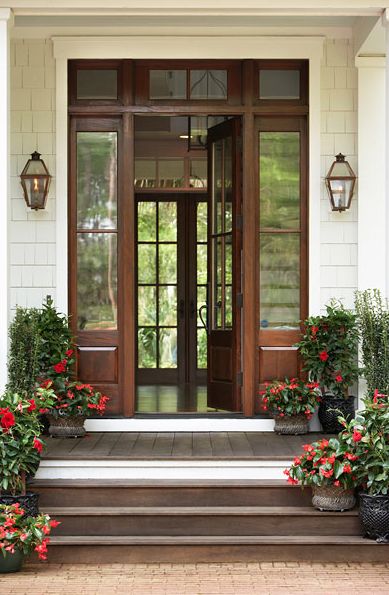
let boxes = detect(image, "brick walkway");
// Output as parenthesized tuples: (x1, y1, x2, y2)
(1, 562, 389, 594)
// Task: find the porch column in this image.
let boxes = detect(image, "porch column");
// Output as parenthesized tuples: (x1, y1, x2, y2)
(355, 55, 386, 293)
(0, 8, 11, 393)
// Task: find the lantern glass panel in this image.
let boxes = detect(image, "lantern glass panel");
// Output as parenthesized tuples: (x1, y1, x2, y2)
(24, 160, 46, 175)
(330, 160, 350, 177)
(27, 177, 46, 209)
(329, 179, 353, 210)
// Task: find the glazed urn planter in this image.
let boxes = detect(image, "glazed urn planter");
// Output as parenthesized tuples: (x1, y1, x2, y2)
(0, 493, 39, 517)
(318, 395, 355, 434)
(312, 485, 356, 512)
(274, 414, 309, 435)
(359, 493, 389, 543)
(0, 549, 24, 574)
(47, 414, 86, 438)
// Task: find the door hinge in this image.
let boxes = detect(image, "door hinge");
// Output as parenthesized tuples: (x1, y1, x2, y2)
(237, 293, 243, 308)
(236, 214, 243, 230)
(237, 371, 243, 386)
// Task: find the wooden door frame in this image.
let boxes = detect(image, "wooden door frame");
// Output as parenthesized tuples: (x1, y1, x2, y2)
(67, 58, 309, 418)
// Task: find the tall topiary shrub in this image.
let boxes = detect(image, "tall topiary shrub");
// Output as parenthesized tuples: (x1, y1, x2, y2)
(6, 307, 41, 396)
(355, 289, 389, 395)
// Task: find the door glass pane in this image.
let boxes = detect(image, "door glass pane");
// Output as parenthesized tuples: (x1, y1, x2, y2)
(138, 286, 157, 326)
(197, 328, 207, 369)
(259, 70, 300, 100)
(138, 328, 157, 368)
(197, 244, 207, 284)
(77, 132, 117, 230)
(159, 328, 177, 368)
(224, 136, 233, 233)
(259, 233, 300, 329)
(150, 70, 187, 100)
(158, 202, 177, 241)
(138, 201, 156, 241)
(212, 140, 223, 234)
(77, 69, 118, 100)
(225, 236, 232, 285)
(259, 132, 300, 230)
(159, 286, 177, 326)
(159, 244, 177, 284)
(138, 244, 156, 284)
(77, 233, 117, 330)
(197, 202, 208, 243)
(225, 285, 232, 328)
(197, 286, 207, 325)
(190, 70, 227, 100)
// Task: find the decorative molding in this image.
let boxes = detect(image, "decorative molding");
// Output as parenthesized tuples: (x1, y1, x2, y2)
(355, 55, 385, 67)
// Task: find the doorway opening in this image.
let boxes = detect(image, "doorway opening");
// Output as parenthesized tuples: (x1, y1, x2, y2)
(134, 115, 241, 413)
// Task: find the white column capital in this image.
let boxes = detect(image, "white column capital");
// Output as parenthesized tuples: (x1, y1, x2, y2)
(0, 8, 12, 22)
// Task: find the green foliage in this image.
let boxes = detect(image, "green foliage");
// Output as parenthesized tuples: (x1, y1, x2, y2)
(296, 300, 359, 398)
(0, 389, 56, 495)
(285, 436, 358, 489)
(0, 504, 59, 560)
(36, 296, 73, 377)
(339, 392, 389, 495)
(355, 289, 389, 396)
(261, 378, 321, 418)
(6, 308, 41, 397)
(47, 380, 109, 417)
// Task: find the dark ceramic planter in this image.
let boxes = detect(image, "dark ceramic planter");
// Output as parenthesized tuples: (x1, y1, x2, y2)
(318, 395, 355, 434)
(47, 414, 86, 438)
(0, 492, 39, 517)
(0, 549, 24, 574)
(359, 493, 389, 543)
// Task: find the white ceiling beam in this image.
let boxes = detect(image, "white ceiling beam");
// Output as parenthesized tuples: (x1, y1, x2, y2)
(0, 1, 385, 17)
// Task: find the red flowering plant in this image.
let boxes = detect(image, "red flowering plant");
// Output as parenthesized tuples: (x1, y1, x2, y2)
(338, 391, 389, 495)
(260, 378, 321, 419)
(284, 436, 359, 489)
(0, 388, 56, 495)
(44, 380, 109, 418)
(296, 301, 359, 399)
(0, 503, 60, 561)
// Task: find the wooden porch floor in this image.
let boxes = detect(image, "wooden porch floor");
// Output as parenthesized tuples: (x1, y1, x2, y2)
(42, 432, 327, 460)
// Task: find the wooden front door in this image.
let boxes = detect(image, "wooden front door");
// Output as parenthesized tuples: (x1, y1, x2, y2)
(136, 195, 208, 388)
(207, 118, 242, 412)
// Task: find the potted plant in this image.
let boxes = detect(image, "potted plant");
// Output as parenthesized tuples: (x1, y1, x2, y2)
(355, 289, 389, 396)
(284, 436, 357, 511)
(0, 503, 59, 573)
(296, 301, 359, 433)
(44, 376, 109, 438)
(0, 388, 56, 515)
(339, 390, 389, 542)
(260, 378, 321, 435)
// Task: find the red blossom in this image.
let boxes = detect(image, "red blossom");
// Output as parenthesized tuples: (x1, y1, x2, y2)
(352, 430, 362, 442)
(27, 399, 36, 413)
(1, 411, 16, 432)
(335, 374, 343, 383)
(319, 350, 329, 362)
(65, 349, 74, 357)
(33, 437, 43, 453)
(53, 359, 67, 374)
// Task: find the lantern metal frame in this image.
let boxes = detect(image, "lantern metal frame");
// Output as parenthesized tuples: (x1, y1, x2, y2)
(325, 153, 356, 212)
(20, 151, 52, 210)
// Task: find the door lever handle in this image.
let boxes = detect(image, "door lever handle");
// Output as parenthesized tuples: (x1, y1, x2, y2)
(199, 304, 208, 333)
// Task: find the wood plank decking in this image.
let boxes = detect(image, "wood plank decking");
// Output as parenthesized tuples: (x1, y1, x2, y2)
(42, 431, 327, 460)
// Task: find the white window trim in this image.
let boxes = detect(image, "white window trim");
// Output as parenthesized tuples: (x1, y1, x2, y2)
(53, 35, 323, 431)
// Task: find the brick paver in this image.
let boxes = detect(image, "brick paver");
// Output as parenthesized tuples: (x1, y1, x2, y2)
(1, 562, 389, 594)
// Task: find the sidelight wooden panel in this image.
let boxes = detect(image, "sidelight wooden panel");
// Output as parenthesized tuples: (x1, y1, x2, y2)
(77, 346, 118, 384)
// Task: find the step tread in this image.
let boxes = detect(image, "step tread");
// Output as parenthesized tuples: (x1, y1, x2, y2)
(30, 479, 291, 488)
(45, 506, 358, 517)
(50, 535, 377, 546)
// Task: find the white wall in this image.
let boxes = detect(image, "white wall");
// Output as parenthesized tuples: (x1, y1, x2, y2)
(8, 37, 358, 315)
(9, 39, 56, 312)
(320, 39, 358, 310)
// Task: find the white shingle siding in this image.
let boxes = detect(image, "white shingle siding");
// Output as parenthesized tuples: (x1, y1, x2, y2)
(320, 39, 358, 310)
(8, 38, 358, 315)
(9, 39, 56, 312)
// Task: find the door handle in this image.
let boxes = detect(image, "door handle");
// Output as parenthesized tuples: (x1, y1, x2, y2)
(199, 304, 208, 333)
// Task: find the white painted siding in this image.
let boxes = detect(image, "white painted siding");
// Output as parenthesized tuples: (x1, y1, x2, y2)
(8, 38, 358, 314)
(320, 39, 358, 310)
(9, 39, 56, 311)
